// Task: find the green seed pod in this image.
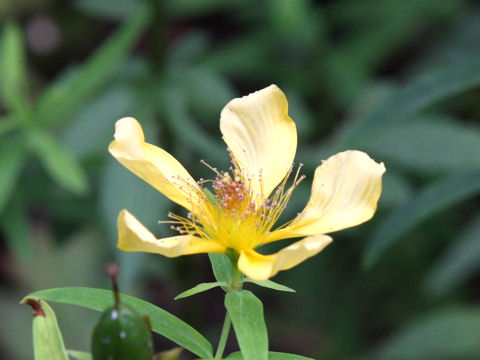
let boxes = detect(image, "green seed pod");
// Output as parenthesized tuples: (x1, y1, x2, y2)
(91, 263, 153, 360)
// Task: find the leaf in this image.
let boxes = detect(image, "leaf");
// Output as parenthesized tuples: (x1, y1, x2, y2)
(209, 253, 233, 285)
(364, 117, 480, 173)
(67, 350, 92, 360)
(0, 116, 18, 138)
(162, 86, 226, 165)
(20, 296, 69, 360)
(225, 290, 268, 360)
(0, 136, 24, 212)
(0, 20, 27, 112)
(0, 197, 31, 261)
(333, 62, 480, 150)
(35, 5, 150, 127)
(244, 279, 295, 292)
(363, 168, 480, 268)
(61, 85, 134, 158)
(74, 0, 141, 20)
(372, 307, 480, 359)
(378, 171, 413, 208)
(226, 351, 314, 360)
(99, 155, 169, 290)
(26, 129, 88, 195)
(175, 281, 228, 300)
(425, 213, 480, 296)
(31, 287, 213, 359)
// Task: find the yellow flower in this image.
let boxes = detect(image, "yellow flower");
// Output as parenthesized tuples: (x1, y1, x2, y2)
(109, 85, 385, 281)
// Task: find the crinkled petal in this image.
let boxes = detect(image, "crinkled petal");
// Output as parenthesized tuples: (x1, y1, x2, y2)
(237, 235, 332, 280)
(283, 150, 385, 236)
(220, 85, 297, 201)
(109, 117, 201, 212)
(117, 210, 226, 257)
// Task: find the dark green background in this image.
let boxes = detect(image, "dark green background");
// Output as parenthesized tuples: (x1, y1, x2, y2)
(1, 0, 480, 359)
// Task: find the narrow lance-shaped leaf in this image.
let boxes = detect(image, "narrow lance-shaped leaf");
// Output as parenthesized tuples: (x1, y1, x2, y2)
(0, 21, 28, 113)
(0, 137, 24, 212)
(372, 307, 480, 359)
(225, 290, 268, 360)
(244, 279, 295, 292)
(0, 197, 32, 261)
(363, 117, 480, 173)
(363, 168, 480, 268)
(26, 129, 89, 195)
(30, 287, 213, 359)
(21, 296, 69, 360)
(227, 351, 314, 360)
(425, 212, 480, 296)
(175, 281, 228, 300)
(35, 4, 150, 126)
(333, 62, 480, 150)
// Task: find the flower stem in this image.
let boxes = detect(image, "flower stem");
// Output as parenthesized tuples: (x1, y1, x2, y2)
(214, 311, 232, 360)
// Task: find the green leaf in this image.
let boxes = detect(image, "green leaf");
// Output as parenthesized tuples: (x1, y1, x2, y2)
(31, 287, 213, 359)
(35, 5, 150, 127)
(74, 0, 140, 20)
(0, 197, 31, 261)
(364, 117, 480, 173)
(209, 253, 233, 285)
(0, 136, 24, 212)
(372, 307, 480, 359)
(0, 116, 18, 138)
(244, 279, 295, 292)
(363, 168, 480, 268)
(21, 296, 69, 360)
(226, 351, 314, 360)
(175, 281, 228, 300)
(425, 213, 480, 296)
(162, 86, 226, 164)
(27, 130, 88, 195)
(334, 62, 480, 150)
(100, 155, 169, 290)
(0, 21, 27, 112)
(67, 350, 92, 360)
(225, 290, 268, 360)
(61, 85, 134, 158)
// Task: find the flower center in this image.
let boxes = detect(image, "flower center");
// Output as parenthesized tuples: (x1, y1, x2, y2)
(162, 158, 305, 252)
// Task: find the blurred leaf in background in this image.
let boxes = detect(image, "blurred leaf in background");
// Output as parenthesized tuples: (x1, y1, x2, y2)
(1, 0, 480, 359)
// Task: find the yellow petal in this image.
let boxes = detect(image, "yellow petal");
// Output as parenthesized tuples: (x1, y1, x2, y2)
(117, 209, 226, 257)
(109, 117, 201, 212)
(220, 85, 297, 200)
(237, 235, 332, 280)
(285, 150, 385, 236)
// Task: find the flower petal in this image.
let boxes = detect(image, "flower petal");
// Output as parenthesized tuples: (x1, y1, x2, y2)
(237, 235, 332, 280)
(285, 150, 385, 236)
(109, 117, 201, 212)
(220, 85, 297, 200)
(117, 209, 226, 257)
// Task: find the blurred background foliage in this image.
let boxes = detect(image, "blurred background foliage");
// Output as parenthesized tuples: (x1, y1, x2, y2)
(1, 0, 480, 359)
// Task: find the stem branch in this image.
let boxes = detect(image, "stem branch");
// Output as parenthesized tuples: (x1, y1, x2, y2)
(214, 311, 232, 360)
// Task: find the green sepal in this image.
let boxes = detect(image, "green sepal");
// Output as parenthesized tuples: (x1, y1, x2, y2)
(209, 253, 233, 286)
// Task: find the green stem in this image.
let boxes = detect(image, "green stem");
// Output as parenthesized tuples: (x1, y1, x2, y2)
(214, 311, 232, 360)
(231, 265, 244, 291)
